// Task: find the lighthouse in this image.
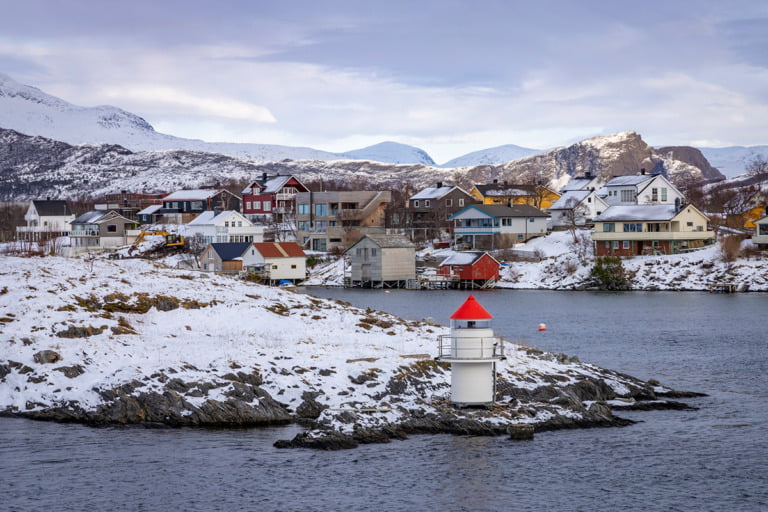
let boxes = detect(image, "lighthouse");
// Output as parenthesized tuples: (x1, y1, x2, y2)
(436, 295, 505, 407)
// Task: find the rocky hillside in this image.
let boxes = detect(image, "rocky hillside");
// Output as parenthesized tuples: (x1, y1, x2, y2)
(0, 128, 722, 201)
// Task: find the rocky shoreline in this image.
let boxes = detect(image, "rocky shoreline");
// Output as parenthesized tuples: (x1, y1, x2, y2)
(0, 255, 705, 450)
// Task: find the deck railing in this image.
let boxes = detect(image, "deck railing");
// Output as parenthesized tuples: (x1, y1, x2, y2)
(437, 335, 504, 360)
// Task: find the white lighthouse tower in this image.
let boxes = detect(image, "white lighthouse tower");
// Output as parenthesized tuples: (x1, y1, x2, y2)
(437, 295, 505, 407)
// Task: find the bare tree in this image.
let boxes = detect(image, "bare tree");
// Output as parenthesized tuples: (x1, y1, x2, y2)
(747, 155, 768, 178)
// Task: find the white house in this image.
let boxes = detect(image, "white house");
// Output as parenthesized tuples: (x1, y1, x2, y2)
(753, 215, 768, 249)
(244, 242, 307, 284)
(598, 172, 685, 207)
(184, 210, 264, 244)
(16, 200, 75, 240)
(547, 190, 609, 229)
(559, 173, 601, 193)
(449, 204, 549, 249)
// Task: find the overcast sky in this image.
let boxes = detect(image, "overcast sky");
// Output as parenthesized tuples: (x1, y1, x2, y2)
(1, 0, 767, 163)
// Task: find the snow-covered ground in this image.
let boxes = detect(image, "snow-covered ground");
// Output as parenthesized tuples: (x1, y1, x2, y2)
(305, 230, 768, 291)
(0, 253, 669, 439)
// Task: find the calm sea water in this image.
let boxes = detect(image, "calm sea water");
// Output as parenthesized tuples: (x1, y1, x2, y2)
(2, 290, 766, 511)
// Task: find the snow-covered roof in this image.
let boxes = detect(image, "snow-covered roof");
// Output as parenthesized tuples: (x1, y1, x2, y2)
(163, 189, 220, 201)
(188, 210, 244, 226)
(594, 205, 680, 222)
(604, 175, 654, 187)
(560, 177, 596, 192)
(137, 204, 162, 215)
(348, 233, 415, 250)
(71, 210, 110, 224)
(440, 251, 485, 266)
(548, 190, 591, 210)
(410, 186, 454, 200)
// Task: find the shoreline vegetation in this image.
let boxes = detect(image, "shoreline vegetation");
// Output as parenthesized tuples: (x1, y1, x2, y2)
(0, 254, 709, 449)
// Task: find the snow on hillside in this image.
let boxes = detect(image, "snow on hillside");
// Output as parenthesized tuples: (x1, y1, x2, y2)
(441, 144, 542, 168)
(341, 141, 435, 165)
(698, 146, 768, 178)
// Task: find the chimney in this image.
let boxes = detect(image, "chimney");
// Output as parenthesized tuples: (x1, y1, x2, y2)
(493, 178, 498, 185)
(640, 168, 646, 175)
(437, 181, 443, 189)
(262, 172, 267, 182)
(585, 171, 592, 178)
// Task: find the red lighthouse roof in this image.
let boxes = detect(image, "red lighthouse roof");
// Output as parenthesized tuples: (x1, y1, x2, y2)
(449, 294, 493, 320)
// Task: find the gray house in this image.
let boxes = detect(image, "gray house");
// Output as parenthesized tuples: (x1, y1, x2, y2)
(345, 233, 416, 288)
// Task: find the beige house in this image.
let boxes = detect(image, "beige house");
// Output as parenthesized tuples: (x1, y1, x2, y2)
(295, 190, 391, 251)
(753, 216, 768, 249)
(345, 234, 416, 288)
(68, 210, 138, 255)
(592, 204, 715, 256)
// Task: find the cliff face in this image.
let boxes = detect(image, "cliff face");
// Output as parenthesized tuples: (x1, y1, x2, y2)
(656, 146, 725, 181)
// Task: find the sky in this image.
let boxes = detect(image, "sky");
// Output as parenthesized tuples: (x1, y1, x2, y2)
(1, 0, 767, 164)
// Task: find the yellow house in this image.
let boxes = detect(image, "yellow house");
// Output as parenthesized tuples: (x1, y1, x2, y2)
(469, 180, 560, 210)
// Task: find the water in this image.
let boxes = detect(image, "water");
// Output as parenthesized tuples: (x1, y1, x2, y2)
(2, 290, 767, 511)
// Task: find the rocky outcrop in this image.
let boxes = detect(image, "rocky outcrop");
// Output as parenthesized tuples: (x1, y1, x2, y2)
(657, 146, 725, 181)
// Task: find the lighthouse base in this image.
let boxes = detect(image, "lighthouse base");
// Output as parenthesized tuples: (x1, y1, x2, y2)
(450, 362, 495, 406)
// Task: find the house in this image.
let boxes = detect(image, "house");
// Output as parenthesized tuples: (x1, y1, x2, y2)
(241, 173, 309, 222)
(591, 204, 715, 256)
(598, 171, 684, 207)
(469, 180, 561, 210)
(401, 183, 477, 238)
(437, 251, 500, 289)
(547, 190, 609, 229)
(69, 210, 138, 254)
(449, 204, 549, 249)
(16, 200, 75, 240)
(137, 204, 164, 225)
(95, 192, 166, 221)
(345, 234, 416, 288)
(184, 210, 264, 244)
(753, 215, 768, 249)
(156, 189, 242, 224)
(560, 173, 601, 193)
(201, 242, 252, 273)
(295, 190, 391, 251)
(244, 242, 307, 285)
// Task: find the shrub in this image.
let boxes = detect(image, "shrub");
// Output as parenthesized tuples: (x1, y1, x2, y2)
(589, 256, 630, 290)
(719, 235, 743, 263)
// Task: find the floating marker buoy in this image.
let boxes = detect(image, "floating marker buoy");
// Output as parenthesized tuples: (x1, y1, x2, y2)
(538, 323, 547, 331)
(384, 290, 390, 293)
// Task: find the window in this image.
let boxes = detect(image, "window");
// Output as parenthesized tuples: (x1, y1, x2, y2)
(224, 221, 229, 227)
(661, 188, 667, 201)
(191, 201, 203, 210)
(651, 188, 658, 202)
(459, 198, 465, 207)
(356, 248, 362, 256)
(298, 204, 310, 215)
(246, 201, 251, 210)
(371, 248, 378, 256)
(623, 223, 642, 232)
(291, 264, 297, 269)
(315, 203, 327, 216)
(298, 221, 309, 231)
(604, 223, 615, 232)
(502, 218, 512, 226)
(272, 264, 278, 270)
(413, 200, 419, 208)
(623, 241, 630, 249)
(759, 223, 768, 236)
(686, 221, 693, 227)
(315, 221, 327, 231)
(587, 197, 592, 203)
(621, 190, 635, 202)
(263, 201, 271, 211)
(529, 217, 535, 223)
(446, 199, 453, 207)
(107, 224, 117, 233)
(612, 241, 619, 249)
(605, 241, 610, 249)
(254, 201, 261, 211)
(425, 200, 431, 208)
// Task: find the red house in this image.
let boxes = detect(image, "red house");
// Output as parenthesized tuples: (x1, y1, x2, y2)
(241, 173, 309, 221)
(437, 251, 500, 288)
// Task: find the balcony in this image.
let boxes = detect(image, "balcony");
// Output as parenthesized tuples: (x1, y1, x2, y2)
(592, 230, 714, 241)
(436, 335, 505, 361)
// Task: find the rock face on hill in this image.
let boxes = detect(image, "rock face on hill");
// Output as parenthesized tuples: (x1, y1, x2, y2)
(656, 146, 725, 181)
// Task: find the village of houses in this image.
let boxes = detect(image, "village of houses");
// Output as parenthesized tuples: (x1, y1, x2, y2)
(12, 170, 768, 289)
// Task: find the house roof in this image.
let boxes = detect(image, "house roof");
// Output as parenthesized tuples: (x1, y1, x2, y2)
(163, 189, 222, 201)
(359, 233, 416, 249)
(548, 190, 591, 210)
(560, 177, 597, 192)
(187, 210, 246, 226)
(137, 204, 163, 215)
(71, 210, 110, 224)
(594, 205, 684, 222)
(449, 295, 493, 320)
(210, 242, 252, 261)
(252, 242, 306, 258)
(474, 183, 540, 197)
(440, 251, 496, 266)
(410, 185, 455, 200)
(450, 203, 549, 219)
(32, 200, 72, 216)
(604, 175, 654, 187)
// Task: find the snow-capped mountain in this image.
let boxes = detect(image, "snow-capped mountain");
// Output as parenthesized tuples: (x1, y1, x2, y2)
(440, 144, 542, 168)
(340, 141, 435, 165)
(697, 146, 768, 178)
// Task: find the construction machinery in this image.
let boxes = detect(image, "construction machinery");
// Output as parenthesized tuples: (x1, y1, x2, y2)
(131, 230, 185, 250)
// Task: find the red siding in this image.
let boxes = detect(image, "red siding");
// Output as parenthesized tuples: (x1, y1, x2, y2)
(438, 253, 500, 280)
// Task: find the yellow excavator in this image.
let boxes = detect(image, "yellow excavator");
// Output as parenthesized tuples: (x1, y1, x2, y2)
(132, 230, 185, 249)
